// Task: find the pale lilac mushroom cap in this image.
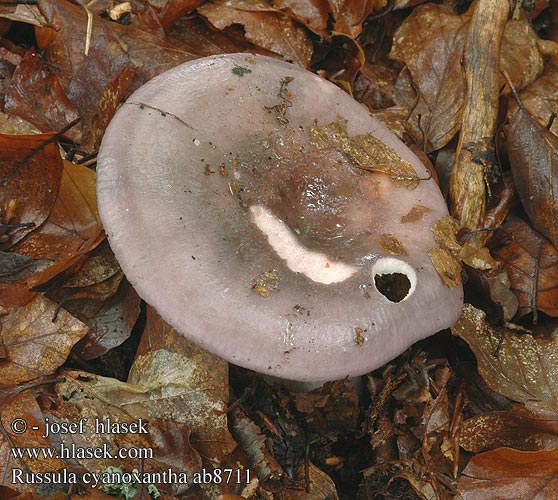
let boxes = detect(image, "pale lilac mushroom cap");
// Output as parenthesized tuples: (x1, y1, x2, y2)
(97, 53, 463, 382)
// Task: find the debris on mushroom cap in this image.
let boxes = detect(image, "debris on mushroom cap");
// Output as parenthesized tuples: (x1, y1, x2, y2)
(96, 53, 464, 382)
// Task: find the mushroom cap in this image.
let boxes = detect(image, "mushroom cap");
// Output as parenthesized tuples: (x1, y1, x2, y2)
(97, 53, 463, 382)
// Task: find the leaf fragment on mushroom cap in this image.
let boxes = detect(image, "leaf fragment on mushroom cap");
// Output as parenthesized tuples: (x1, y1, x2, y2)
(401, 204, 433, 223)
(429, 216, 462, 287)
(309, 119, 420, 189)
(380, 233, 408, 256)
(428, 247, 462, 288)
(251, 270, 280, 297)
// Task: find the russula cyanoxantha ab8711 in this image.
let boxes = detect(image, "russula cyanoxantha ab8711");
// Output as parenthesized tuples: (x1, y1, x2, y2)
(97, 53, 463, 382)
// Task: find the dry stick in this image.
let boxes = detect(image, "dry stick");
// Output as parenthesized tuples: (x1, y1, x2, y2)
(449, 0, 510, 248)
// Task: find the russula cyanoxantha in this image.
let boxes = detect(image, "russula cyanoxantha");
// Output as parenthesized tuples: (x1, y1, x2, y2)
(97, 53, 463, 382)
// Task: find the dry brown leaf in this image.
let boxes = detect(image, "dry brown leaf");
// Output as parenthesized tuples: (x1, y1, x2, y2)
(490, 216, 558, 318)
(429, 216, 462, 287)
(130, 307, 236, 465)
(68, 279, 141, 360)
(390, 4, 469, 151)
(0, 133, 63, 248)
(309, 119, 420, 188)
(390, 4, 544, 151)
(0, 390, 66, 486)
(380, 233, 408, 256)
(460, 411, 558, 453)
(273, 0, 330, 37)
(198, 0, 312, 67)
(457, 447, 558, 499)
(400, 204, 432, 223)
(331, 0, 375, 38)
(4, 50, 80, 141)
(0, 3, 46, 26)
(49, 374, 202, 481)
(507, 105, 558, 249)
(15, 160, 104, 291)
(0, 295, 88, 386)
(515, 63, 558, 137)
(451, 304, 558, 412)
(36, 0, 197, 147)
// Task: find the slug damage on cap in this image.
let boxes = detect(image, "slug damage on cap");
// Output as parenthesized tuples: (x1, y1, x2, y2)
(97, 53, 463, 382)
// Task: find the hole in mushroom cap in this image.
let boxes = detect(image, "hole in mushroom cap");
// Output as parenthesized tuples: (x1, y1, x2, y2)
(371, 257, 417, 303)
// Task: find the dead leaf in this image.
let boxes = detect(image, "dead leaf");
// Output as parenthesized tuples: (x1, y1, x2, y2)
(68, 279, 141, 360)
(331, 0, 375, 38)
(457, 447, 558, 499)
(451, 304, 558, 412)
(36, 0, 198, 148)
(0, 133, 63, 248)
(4, 50, 80, 141)
(490, 216, 558, 318)
(282, 462, 339, 499)
(390, 4, 544, 151)
(47, 378, 202, 482)
(460, 411, 558, 453)
(0, 295, 88, 386)
(129, 307, 236, 465)
(380, 233, 408, 256)
(390, 3, 469, 151)
(429, 216, 462, 287)
(309, 119, 420, 188)
(514, 63, 558, 137)
(15, 160, 104, 291)
(507, 105, 558, 249)
(198, 0, 313, 67)
(273, 0, 330, 37)
(400, 204, 433, 223)
(0, 390, 66, 485)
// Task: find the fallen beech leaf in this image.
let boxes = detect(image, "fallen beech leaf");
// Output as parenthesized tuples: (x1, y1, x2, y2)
(15, 160, 104, 290)
(50, 375, 202, 479)
(36, 0, 136, 148)
(0, 251, 50, 283)
(36, 0, 198, 147)
(490, 216, 558, 318)
(391, 4, 544, 151)
(158, 0, 204, 30)
(130, 307, 236, 464)
(309, 119, 420, 188)
(4, 50, 80, 142)
(429, 216, 462, 287)
(198, 0, 313, 67)
(508, 106, 558, 249)
(68, 279, 141, 360)
(390, 4, 469, 151)
(0, 390, 66, 484)
(514, 64, 558, 137)
(0, 3, 46, 26)
(332, 0, 375, 38)
(273, 0, 329, 37)
(457, 447, 558, 499)
(0, 133, 63, 248)
(170, 16, 262, 56)
(451, 304, 558, 411)
(0, 295, 88, 386)
(460, 411, 558, 453)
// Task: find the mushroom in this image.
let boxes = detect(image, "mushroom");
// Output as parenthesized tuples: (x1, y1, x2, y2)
(97, 53, 463, 383)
